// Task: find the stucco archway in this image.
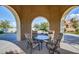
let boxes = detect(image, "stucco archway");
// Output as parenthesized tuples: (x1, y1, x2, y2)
(60, 6, 78, 33)
(60, 6, 79, 41)
(31, 16, 50, 38)
(2, 5, 21, 41)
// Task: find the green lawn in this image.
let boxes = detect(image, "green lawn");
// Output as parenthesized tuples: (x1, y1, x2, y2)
(65, 31, 79, 35)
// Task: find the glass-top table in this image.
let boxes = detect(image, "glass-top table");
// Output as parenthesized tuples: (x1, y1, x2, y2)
(35, 34, 49, 50)
(35, 34, 49, 40)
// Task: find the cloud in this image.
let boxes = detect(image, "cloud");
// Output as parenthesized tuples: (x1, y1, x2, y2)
(69, 14, 76, 18)
(67, 14, 79, 20)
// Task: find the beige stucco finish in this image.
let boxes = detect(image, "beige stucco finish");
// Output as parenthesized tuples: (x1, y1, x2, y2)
(9, 5, 73, 40)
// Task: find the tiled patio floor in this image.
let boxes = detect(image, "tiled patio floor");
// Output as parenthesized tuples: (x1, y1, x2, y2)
(0, 40, 79, 54)
(60, 42, 79, 54)
(16, 40, 79, 54)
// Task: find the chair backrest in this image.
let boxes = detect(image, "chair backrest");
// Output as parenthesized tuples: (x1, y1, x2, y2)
(57, 33, 63, 41)
(25, 33, 33, 44)
(32, 31, 37, 40)
(53, 33, 63, 47)
(48, 31, 55, 42)
(25, 33, 29, 39)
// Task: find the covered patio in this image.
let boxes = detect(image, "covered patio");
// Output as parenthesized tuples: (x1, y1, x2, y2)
(0, 5, 79, 54)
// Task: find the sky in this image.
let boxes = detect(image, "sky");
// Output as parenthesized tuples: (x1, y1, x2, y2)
(0, 6, 16, 27)
(32, 17, 48, 25)
(66, 7, 79, 20)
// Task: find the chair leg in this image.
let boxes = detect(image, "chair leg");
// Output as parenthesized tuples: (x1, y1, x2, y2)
(27, 43, 30, 49)
(48, 49, 56, 54)
(50, 49, 60, 54)
(51, 51, 54, 54)
(49, 49, 54, 54)
(55, 50, 60, 54)
(27, 44, 29, 49)
(49, 50, 50, 53)
(30, 48, 32, 54)
(28, 43, 33, 54)
(38, 44, 40, 51)
(29, 46, 33, 54)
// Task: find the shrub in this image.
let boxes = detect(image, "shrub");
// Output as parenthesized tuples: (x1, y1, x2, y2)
(0, 30, 4, 34)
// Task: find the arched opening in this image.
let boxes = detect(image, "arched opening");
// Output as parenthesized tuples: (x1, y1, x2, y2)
(0, 5, 21, 42)
(31, 16, 49, 40)
(61, 6, 79, 44)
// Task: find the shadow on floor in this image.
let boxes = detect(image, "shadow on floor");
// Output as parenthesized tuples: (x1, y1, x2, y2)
(59, 48, 78, 54)
(14, 40, 78, 54)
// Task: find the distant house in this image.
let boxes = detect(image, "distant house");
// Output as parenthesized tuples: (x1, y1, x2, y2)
(7, 28, 16, 33)
(1, 28, 16, 33)
(64, 20, 76, 32)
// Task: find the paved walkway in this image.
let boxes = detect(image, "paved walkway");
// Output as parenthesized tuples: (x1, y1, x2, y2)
(64, 33, 79, 44)
(15, 40, 79, 54)
(0, 40, 25, 54)
(60, 42, 79, 54)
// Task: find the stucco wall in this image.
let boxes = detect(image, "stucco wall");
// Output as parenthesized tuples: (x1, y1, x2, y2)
(10, 5, 72, 40)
